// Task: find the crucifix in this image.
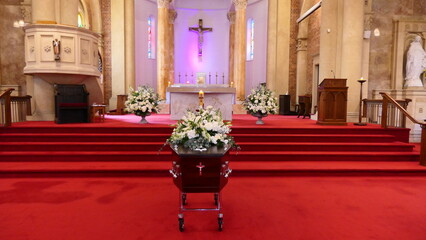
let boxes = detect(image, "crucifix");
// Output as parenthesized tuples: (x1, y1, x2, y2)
(189, 19, 213, 58)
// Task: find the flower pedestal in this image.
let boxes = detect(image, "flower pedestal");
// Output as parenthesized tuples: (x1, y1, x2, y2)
(137, 112, 151, 124)
(252, 112, 268, 125)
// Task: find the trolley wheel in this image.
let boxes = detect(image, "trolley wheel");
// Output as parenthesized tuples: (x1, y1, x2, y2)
(182, 193, 187, 205)
(218, 217, 223, 231)
(214, 193, 219, 206)
(178, 218, 184, 232)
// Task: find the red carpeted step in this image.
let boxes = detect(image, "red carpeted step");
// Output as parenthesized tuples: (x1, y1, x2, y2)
(231, 151, 419, 162)
(0, 142, 414, 152)
(0, 150, 419, 162)
(0, 151, 171, 162)
(230, 161, 426, 176)
(231, 134, 396, 143)
(0, 161, 425, 177)
(0, 142, 170, 151)
(0, 133, 171, 142)
(0, 126, 174, 134)
(236, 142, 414, 152)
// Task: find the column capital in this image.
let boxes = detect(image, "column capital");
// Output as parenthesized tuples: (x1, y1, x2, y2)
(232, 0, 247, 10)
(227, 11, 236, 24)
(168, 9, 177, 24)
(157, 0, 171, 8)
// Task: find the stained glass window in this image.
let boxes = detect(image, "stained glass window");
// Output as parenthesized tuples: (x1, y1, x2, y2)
(148, 16, 153, 59)
(247, 18, 254, 60)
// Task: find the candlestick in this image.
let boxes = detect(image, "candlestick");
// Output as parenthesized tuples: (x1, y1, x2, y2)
(198, 90, 204, 108)
(178, 72, 181, 83)
(215, 72, 218, 84)
(354, 77, 367, 126)
(222, 73, 225, 84)
(168, 81, 171, 87)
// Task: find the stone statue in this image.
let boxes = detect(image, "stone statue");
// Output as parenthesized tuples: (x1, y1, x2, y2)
(52, 39, 61, 61)
(404, 36, 426, 87)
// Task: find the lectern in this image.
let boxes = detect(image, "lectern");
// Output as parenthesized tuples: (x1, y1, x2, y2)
(317, 78, 348, 125)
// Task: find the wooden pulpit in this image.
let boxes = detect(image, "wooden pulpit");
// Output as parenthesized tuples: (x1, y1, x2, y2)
(316, 78, 348, 125)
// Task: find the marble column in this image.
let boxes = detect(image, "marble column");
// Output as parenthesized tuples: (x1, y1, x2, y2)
(227, 11, 236, 88)
(232, 0, 247, 101)
(125, 0, 135, 93)
(168, 9, 177, 85)
(32, 0, 56, 23)
(157, 0, 171, 99)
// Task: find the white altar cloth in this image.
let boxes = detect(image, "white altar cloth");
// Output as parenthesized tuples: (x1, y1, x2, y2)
(167, 85, 236, 120)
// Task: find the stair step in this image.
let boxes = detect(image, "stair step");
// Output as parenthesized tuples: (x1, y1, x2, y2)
(0, 150, 419, 162)
(0, 133, 171, 142)
(232, 134, 396, 142)
(0, 142, 414, 152)
(0, 161, 425, 177)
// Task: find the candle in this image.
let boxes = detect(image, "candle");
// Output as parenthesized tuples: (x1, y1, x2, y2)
(199, 90, 204, 97)
(168, 81, 171, 87)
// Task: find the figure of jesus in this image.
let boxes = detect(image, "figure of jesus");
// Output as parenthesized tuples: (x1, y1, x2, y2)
(189, 19, 213, 57)
(404, 36, 426, 88)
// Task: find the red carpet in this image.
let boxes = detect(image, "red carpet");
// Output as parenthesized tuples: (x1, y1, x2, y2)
(1, 176, 426, 240)
(1, 113, 424, 176)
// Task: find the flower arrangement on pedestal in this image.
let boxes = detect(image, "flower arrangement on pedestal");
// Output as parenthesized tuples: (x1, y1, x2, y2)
(167, 106, 235, 151)
(124, 86, 161, 124)
(243, 84, 278, 124)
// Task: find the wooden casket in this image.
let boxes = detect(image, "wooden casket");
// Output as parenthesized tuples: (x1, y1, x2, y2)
(170, 145, 231, 193)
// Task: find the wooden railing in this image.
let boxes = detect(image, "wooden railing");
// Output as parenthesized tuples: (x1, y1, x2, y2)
(380, 92, 426, 166)
(0, 88, 14, 127)
(11, 95, 32, 122)
(362, 98, 411, 128)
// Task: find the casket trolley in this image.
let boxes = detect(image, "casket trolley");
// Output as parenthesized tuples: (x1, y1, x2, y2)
(169, 145, 232, 231)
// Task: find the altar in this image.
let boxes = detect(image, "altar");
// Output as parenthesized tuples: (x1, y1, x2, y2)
(167, 85, 236, 120)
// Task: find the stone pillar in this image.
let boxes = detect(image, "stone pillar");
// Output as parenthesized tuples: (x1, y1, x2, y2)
(32, 0, 56, 23)
(157, 0, 171, 99)
(266, 0, 291, 95)
(232, 0, 247, 101)
(227, 11, 236, 87)
(168, 9, 177, 85)
(340, 0, 364, 119)
(296, 38, 308, 98)
(124, 0, 135, 92)
(60, 0, 78, 26)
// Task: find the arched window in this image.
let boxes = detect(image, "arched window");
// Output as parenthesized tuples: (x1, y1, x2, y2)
(148, 16, 156, 59)
(78, 13, 84, 28)
(77, 0, 88, 29)
(246, 18, 254, 61)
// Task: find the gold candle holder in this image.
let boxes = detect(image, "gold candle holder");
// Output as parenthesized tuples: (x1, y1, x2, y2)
(198, 90, 204, 108)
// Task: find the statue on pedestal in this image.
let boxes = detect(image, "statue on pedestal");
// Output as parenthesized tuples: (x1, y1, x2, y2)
(404, 36, 426, 88)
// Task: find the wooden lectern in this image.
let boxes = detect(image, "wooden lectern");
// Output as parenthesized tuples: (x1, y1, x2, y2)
(317, 78, 348, 125)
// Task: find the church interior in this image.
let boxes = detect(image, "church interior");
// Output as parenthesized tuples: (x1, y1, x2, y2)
(1, 0, 426, 239)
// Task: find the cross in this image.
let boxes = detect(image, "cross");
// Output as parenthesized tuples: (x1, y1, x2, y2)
(189, 19, 213, 57)
(196, 162, 205, 176)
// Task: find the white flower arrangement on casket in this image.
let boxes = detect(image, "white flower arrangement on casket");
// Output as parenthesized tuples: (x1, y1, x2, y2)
(167, 106, 236, 150)
(124, 86, 161, 116)
(243, 84, 279, 115)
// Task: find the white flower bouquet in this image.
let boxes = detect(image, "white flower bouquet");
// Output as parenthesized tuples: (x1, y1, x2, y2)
(167, 106, 235, 150)
(243, 84, 278, 115)
(124, 86, 161, 117)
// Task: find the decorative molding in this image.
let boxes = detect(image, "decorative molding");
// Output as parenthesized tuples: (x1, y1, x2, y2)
(29, 46, 35, 53)
(227, 12, 236, 24)
(82, 49, 88, 55)
(168, 9, 177, 24)
(296, 39, 307, 51)
(44, 46, 51, 52)
(232, 0, 248, 10)
(64, 47, 72, 54)
(364, 14, 373, 31)
(157, 0, 171, 8)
